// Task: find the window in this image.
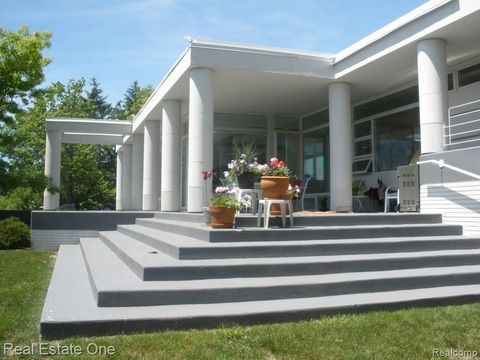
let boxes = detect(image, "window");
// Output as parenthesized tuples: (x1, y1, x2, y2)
(374, 108, 420, 172)
(303, 109, 329, 130)
(214, 113, 267, 129)
(274, 116, 299, 131)
(353, 86, 418, 120)
(303, 127, 329, 194)
(448, 73, 454, 91)
(458, 63, 480, 88)
(352, 120, 373, 174)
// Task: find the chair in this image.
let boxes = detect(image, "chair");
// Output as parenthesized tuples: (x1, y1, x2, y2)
(257, 199, 294, 228)
(384, 187, 399, 212)
(295, 176, 312, 211)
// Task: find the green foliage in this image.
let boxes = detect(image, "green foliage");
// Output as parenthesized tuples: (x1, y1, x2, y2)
(112, 81, 154, 120)
(0, 186, 42, 210)
(0, 78, 122, 209)
(0, 217, 30, 249)
(0, 26, 51, 125)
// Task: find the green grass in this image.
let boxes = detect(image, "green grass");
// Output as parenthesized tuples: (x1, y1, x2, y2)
(1, 250, 480, 359)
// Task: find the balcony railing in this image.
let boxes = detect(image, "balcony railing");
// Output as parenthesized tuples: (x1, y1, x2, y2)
(445, 99, 480, 148)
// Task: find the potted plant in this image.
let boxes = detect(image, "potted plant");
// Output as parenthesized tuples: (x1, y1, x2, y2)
(209, 187, 243, 228)
(224, 143, 260, 189)
(259, 158, 291, 199)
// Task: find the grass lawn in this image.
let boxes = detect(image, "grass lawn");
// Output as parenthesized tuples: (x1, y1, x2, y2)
(1, 249, 480, 359)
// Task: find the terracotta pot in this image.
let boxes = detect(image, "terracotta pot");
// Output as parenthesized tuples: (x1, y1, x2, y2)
(209, 205, 236, 228)
(271, 194, 294, 215)
(237, 172, 256, 189)
(260, 176, 289, 199)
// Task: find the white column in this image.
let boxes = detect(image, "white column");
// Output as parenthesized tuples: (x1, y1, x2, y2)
(143, 120, 160, 210)
(131, 135, 144, 210)
(417, 38, 447, 154)
(43, 130, 62, 210)
(161, 100, 181, 211)
(188, 68, 214, 212)
(115, 149, 124, 210)
(121, 144, 132, 210)
(328, 82, 353, 212)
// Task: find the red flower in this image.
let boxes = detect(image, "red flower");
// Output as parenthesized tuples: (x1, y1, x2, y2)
(278, 160, 285, 167)
(201, 170, 213, 180)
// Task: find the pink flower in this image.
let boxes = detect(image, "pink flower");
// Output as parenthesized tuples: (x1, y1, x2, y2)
(270, 157, 279, 166)
(278, 160, 285, 167)
(201, 170, 213, 180)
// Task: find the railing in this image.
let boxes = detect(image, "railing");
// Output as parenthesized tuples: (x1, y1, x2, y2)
(445, 99, 480, 147)
(417, 159, 480, 181)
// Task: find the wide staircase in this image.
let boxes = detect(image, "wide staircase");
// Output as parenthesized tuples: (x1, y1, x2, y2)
(41, 212, 480, 339)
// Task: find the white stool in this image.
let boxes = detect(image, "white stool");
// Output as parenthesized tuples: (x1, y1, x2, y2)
(235, 189, 262, 214)
(257, 199, 294, 229)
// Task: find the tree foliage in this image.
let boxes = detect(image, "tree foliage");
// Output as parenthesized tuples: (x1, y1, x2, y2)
(0, 76, 153, 210)
(0, 26, 51, 125)
(112, 81, 153, 120)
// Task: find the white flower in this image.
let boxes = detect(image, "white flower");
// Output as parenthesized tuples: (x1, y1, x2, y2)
(223, 171, 230, 178)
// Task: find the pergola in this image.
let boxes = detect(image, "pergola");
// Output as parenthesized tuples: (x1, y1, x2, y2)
(43, 118, 131, 210)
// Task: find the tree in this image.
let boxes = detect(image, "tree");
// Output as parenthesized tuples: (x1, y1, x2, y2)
(1, 78, 117, 209)
(0, 26, 51, 125)
(112, 81, 153, 120)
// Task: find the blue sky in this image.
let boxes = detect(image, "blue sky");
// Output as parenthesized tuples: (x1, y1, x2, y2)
(1, 0, 426, 104)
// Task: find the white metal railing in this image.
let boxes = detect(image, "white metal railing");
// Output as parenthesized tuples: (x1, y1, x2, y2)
(417, 159, 480, 181)
(445, 99, 480, 146)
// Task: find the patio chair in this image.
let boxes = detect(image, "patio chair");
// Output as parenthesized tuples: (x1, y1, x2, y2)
(295, 176, 312, 212)
(384, 186, 399, 212)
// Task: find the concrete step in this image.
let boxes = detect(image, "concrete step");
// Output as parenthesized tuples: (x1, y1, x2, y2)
(111, 224, 480, 260)
(95, 234, 480, 281)
(81, 237, 480, 307)
(235, 213, 443, 227)
(135, 218, 463, 243)
(41, 244, 480, 339)
(154, 211, 205, 223)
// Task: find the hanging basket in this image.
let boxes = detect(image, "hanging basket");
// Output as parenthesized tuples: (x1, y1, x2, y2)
(260, 176, 289, 199)
(209, 205, 236, 228)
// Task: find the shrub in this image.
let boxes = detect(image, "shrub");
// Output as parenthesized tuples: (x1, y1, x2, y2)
(0, 217, 31, 249)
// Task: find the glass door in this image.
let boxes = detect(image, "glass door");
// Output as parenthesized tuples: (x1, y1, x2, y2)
(275, 132, 300, 178)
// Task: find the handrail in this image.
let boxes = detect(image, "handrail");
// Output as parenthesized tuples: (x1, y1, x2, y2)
(417, 159, 480, 181)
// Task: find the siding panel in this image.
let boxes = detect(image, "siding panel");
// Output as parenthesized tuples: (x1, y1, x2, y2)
(421, 180, 480, 236)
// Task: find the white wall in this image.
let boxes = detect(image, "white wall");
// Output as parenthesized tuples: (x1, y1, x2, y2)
(421, 180, 480, 236)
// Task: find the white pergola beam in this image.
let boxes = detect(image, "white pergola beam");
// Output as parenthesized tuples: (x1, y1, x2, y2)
(62, 133, 124, 145)
(46, 118, 132, 135)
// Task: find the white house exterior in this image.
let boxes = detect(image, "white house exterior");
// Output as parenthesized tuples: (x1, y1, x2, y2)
(43, 0, 480, 233)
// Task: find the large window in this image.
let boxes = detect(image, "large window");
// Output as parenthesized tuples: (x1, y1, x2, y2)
(374, 108, 420, 172)
(276, 133, 300, 177)
(353, 86, 418, 120)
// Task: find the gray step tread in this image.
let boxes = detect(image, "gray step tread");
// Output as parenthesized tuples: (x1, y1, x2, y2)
(81, 237, 480, 292)
(115, 224, 478, 249)
(41, 245, 480, 338)
(94, 234, 480, 268)
(139, 217, 454, 231)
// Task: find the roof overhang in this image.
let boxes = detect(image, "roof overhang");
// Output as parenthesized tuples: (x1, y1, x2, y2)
(130, 0, 480, 129)
(46, 118, 132, 135)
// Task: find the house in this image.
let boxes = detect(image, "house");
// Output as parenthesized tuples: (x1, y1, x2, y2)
(42, 0, 480, 234)
(39, 0, 480, 339)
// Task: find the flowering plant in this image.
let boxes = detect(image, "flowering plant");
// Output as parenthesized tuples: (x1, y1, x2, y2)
(260, 157, 290, 177)
(224, 143, 260, 182)
(209, 186, 243, 211)
(286, 184, 301, 198)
